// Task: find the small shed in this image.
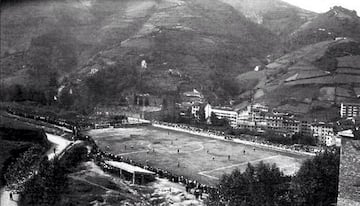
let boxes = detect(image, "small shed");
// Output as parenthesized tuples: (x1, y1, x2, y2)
(105, 161, 155, 184)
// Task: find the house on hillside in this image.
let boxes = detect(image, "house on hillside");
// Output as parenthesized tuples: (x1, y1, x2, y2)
(182, 89, 204, 103)
(178, 89, 205, 119)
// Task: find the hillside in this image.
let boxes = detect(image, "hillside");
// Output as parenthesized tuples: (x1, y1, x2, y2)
(217, 0, 316, 38)
(0, 0, 282, 110)
(236, 38, 360, 121)
(289, 6, 360, 49)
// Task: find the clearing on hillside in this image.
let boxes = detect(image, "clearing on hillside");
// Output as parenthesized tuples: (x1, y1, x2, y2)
(87, 126, 309, 185)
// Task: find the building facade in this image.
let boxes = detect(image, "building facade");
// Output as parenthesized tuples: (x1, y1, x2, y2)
(205, 104, 238, 127)
(340, 102, 360, 118)
(311, 123, 336, 146)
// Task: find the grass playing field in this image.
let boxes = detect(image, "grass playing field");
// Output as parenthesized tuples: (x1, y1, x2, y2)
(87, 126, 309, 185)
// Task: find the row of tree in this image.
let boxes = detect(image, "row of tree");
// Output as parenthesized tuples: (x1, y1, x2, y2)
(206, 149, 340, 206)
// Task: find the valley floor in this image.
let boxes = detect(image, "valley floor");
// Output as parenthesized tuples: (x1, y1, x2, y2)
(88, 126, 309, 186)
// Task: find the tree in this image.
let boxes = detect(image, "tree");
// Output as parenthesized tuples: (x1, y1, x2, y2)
(13, 84, 24, 101)
(292, 149, 340, 206)
(198, 106, 206, 123)
(210, 112, 229, 127)
(353, 128, 360, 140)
(210, 112, 218, 125)
(207, 161, 292, 206)
(21, 158, 68, 206)
(291, 133, 317, 146)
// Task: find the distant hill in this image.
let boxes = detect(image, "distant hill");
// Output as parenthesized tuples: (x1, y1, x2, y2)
(0, 0, 282, 109)
(288, 6, 360, 49)
(218, 0, 316, 38)
(236, 39, 360, 121)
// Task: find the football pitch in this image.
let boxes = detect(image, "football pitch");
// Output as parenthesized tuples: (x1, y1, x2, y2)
(87, 126, 309, 185)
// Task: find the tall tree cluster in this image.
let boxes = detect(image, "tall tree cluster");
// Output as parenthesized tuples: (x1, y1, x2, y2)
(207, 149, 340, 206)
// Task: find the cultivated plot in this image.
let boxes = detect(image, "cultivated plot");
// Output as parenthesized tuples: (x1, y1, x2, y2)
(87, 126, 307, 185)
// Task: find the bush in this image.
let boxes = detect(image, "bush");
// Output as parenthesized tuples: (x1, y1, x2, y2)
(20, 158, 68, 206)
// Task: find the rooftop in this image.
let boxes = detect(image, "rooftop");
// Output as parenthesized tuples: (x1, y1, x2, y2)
(212, 106, 236, 112)
(183, 89, 204, 98)
(338, 130, 355, 138)
(105, 161, 155, 175)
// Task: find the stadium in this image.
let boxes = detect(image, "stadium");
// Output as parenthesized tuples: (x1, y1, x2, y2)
(87, 126, 309, 185)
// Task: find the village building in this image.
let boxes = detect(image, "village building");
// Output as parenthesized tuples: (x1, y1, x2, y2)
(265, 114, 284, 133)
(283, 118, 301, 135)
(237, 120, 257, 131)
(340, 102, 360, 118)
(202, 102, 339, 146)
(300, 120, 313, 137)
(182, 89, 204, 104)
(179, 89, 205, 119)
(311, 122, 336, 146)
(191, 103, 201, 119)
(204, 104, 238, 127)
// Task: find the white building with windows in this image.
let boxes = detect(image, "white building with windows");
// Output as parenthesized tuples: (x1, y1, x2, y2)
(311, 122, 336, 146)
(204, 104, 238, 127)
(340, 102, 360, 118)
(191, 103, 201, 119)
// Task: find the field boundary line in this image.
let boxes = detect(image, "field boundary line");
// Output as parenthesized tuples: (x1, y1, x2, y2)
(117, 150, 149, 156)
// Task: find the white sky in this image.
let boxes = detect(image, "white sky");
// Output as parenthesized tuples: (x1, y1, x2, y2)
(282, 0, 360, 14)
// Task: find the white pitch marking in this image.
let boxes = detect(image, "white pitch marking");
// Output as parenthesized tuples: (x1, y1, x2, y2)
(147, 142, 204, 153)
(192, 143, 204, 152)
